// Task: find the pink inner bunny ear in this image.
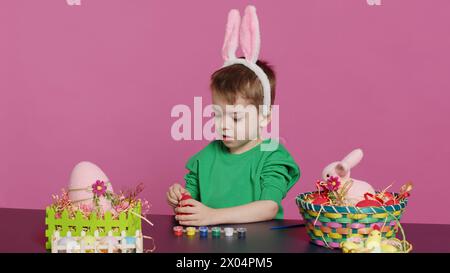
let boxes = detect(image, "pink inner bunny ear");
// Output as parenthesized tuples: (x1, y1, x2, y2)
(222, 9, 241, 62)
(240, 5, 260, 63)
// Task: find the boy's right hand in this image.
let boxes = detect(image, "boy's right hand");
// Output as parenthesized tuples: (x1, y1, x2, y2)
(167, 183, 189, 208)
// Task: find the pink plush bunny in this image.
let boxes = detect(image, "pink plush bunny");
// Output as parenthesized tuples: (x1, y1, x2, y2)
(322, 149, 375, 205)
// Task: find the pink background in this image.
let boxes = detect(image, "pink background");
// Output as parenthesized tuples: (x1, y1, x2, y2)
(1, 0, 449, 224)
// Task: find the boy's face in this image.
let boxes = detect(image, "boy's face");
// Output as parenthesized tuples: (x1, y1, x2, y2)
(212, 92, 268, 152)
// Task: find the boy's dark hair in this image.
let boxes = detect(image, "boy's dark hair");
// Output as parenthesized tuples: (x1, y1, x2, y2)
(210, 59, 276, 107)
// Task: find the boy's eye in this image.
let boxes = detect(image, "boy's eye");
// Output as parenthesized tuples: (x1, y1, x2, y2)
(232, 113, 244, 122)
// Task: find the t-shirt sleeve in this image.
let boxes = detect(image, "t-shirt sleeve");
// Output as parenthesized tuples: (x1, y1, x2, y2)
(259, 149, 301, 207)
(184, 156, 200, 201)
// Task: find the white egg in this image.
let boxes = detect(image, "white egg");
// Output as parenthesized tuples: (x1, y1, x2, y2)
(68, 161, 114, 211)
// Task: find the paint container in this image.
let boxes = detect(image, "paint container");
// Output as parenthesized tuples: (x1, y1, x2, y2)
(173, 226, 184, 237)
(211, 227, 221, 238)
(186, 227, 196, 236)
(237, 227, 247, 239)
(199, 226, 208, 238)
(224, 227, 234, 237)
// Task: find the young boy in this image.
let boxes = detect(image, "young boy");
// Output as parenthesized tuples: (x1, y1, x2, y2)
(166, 6, 300, 226)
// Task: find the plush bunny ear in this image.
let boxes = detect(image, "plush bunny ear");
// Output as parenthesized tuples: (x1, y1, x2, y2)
(240, 5, 260, 63)
(335, 162, 349, 178)
(341, 149, 364, 169)
(222, 9, 241, 62)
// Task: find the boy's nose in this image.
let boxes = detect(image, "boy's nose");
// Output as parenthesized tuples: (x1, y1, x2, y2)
(220, 117, 232, 131)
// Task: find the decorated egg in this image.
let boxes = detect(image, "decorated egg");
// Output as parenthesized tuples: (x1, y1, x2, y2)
(306, 192, 329, 205)
(180, 193, 192, 202)
(355, 199, 382, 207)
(312, 196, 329, 205)
(177, 193, 193, 216)
(356, 192, 383, 207)
(68, 161, 113, 211)
(308, 193, 330, 205)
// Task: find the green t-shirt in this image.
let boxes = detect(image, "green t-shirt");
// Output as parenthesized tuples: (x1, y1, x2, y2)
(184, 139, 301, 219)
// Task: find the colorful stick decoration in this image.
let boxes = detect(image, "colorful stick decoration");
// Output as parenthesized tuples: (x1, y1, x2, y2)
(398, 182, 413, 200)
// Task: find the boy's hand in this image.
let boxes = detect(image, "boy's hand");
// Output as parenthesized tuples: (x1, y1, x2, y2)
(174, 199, 217, 226)
(166, 183, 188, 208)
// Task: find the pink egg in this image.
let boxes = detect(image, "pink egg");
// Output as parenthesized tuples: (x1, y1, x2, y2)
(68, 161, 114, 211)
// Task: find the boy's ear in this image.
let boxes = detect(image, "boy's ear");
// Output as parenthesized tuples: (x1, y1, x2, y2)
(259, 109, 272, 128)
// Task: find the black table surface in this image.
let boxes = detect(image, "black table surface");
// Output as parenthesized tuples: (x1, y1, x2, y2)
(1, 208, 449, 253)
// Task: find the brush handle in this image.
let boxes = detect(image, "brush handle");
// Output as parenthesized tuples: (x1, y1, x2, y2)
(270, 224, 305, 230)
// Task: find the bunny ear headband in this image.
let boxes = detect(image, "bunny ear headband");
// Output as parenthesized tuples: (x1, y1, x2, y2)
(222, 5, 271, 116)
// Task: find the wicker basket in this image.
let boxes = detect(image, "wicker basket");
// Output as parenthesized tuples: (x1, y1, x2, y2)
(296, 191, 408, 249)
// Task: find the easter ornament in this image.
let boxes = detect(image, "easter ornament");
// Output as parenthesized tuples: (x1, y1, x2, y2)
(341, 225, 413, 253)
(321, 149, 375, 205)
(46, 161, 156, 253)
(68, 161, 114, 212)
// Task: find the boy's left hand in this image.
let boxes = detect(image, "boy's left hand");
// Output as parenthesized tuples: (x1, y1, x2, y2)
(174, 199, 217, 226)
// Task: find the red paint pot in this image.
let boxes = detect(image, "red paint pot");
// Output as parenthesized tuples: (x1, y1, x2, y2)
(173, 226, 183, 236)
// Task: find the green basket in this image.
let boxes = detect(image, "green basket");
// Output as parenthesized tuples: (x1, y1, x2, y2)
(45, 203, 142, 249)
(296, 192, 408, 249)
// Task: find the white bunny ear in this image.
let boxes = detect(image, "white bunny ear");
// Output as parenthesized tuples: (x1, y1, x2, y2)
(221, 5, 271, 116)
(240, 5, 260, 63)
(222, 9, 241, 62)
(341, 149, 364, 169)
